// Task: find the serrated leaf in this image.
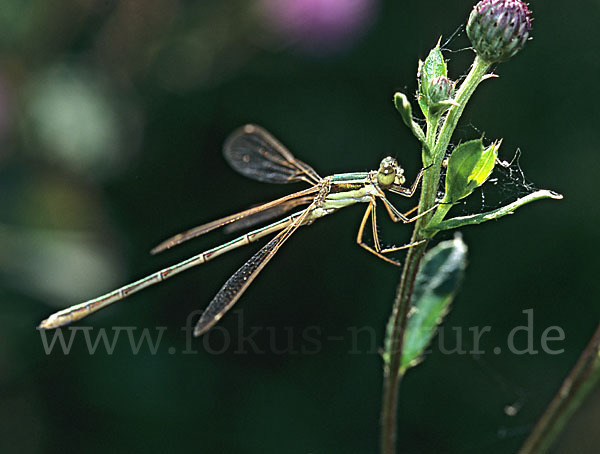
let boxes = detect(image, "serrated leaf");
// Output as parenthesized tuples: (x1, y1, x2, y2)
(401, 235, 467, 372)
(418, 43, 447, 119)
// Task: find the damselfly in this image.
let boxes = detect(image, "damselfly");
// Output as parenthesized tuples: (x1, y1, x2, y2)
(39, 124, 433, 336)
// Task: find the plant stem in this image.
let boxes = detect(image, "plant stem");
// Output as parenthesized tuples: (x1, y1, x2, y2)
(422, 55, 491, 226)
(380, 241, 427, 454)
(519, 323, 600, 454)
(380, 55, 491, 454)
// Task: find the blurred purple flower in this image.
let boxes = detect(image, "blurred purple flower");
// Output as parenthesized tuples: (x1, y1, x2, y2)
(260, 0, 379, 55)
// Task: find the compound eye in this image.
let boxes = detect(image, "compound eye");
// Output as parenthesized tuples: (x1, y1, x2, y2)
(377, 157, 398, 187)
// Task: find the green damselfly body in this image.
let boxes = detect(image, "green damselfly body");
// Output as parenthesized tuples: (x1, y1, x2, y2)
(39, 124, 431, 336)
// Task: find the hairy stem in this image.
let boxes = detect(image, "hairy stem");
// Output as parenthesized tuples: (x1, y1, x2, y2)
(380, 55, 491, 454)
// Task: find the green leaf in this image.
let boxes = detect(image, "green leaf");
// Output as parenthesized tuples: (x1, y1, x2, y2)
(393, 92, 427, 148)
(470, 139, 499, 188)
(427, 189, 563, 232)
(401, 235, 468, 372)
(442, 139, 499, 204)
(418, 42, 447, 119)
(442, 139, 484, 203)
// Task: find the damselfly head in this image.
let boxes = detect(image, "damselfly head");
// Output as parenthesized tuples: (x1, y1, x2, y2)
(377, 156, 404, 188)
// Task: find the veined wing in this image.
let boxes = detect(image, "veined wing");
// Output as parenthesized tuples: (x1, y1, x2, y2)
(223, 195, 314, 234)
(150, 187, 319, 254)
(193, 200, 316, 336)
(224, 124, 322, 185)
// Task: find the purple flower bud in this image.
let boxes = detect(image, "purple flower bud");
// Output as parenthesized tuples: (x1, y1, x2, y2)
(428, 76, 454, 104)
(421, 75, 456, 116)
(467, 0, 532, 63)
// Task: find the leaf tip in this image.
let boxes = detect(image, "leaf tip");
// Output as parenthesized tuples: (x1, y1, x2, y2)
(549, 190, 563, 200)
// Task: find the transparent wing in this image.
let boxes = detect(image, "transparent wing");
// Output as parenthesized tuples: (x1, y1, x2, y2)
(223, 196, 314, 234)
(224, 124, 322, 185)
(193, 201, 315, 336)
(150, 187, 318, 254)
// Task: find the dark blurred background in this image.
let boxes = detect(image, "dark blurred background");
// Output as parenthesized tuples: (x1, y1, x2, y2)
(2, 0, 598, 452)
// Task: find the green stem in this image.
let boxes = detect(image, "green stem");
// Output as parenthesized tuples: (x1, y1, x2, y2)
(380, 242, 427, 454)
(421, 55, 491, 227)
(380, 116, 437, 454)
(380, 55, 491, 454)
(519, 323, 600, 454)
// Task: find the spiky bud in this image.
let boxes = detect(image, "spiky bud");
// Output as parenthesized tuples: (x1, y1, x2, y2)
(425, 75, 456, 115)
(428, 76, 454, 104)
(467, 0, 532, 63)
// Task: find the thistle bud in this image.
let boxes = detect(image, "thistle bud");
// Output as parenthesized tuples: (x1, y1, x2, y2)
(466, 0, 532, 63)
(425, 76, 456, 115)
(428, 76, 454, 104)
